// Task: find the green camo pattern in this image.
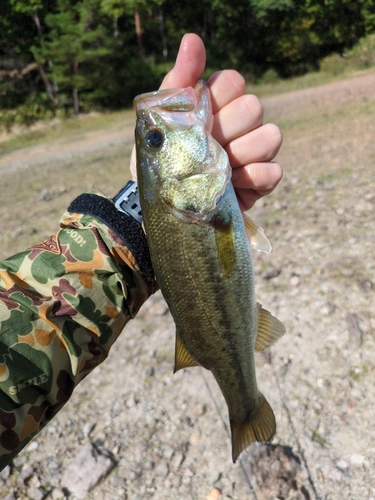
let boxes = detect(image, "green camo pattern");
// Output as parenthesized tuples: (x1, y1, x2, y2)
(0, 196, 157, 469)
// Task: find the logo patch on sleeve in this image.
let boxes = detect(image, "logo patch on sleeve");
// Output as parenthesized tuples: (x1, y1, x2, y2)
(31, 232, 61, 255)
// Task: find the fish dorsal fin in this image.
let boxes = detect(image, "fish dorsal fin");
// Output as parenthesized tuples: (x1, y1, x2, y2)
(243, 213, 272, 254)
(230, 391, 276, 462)
(255, 303, 285, 352)
(174, 334, 199, 373)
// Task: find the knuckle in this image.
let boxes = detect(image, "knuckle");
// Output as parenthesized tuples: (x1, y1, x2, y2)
(264, 123, 283, 157)
(242, 94, 263, 126)
(227, 70, 246, 96)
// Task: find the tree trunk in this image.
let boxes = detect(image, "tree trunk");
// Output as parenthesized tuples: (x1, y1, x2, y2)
(134, 11, 145, 61)
(73, 88, 79, 115)
(31, 50, 57, 104)
(32, 12, 43, 37)
(113, 16, 119, 37)
(31, 13, 58, 101)
(159, 10, 168, 58)
(73, 61, 79, 115)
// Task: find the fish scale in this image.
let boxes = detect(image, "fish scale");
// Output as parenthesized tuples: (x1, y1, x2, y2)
(134, 79, 285, 462)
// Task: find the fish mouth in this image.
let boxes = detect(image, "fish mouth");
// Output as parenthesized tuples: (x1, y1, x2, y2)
(134, 87, 196, 113)
(134, 80, 213, 132)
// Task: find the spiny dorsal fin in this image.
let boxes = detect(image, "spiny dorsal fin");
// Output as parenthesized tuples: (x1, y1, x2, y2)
(174, 334, 199, 373)
(230, 392, 276, 463)
(255, 303, 285, 352)
(243, 212, 272, 254)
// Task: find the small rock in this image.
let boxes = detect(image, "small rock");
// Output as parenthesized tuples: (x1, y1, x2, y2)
(51, 489, 65, 500)
(145, 367, 155, 377)
(290, 275, 300, 287)
(0, 465, 11, 479)
(346, 312, 363, 347)
(60, 443, 116, 499)
(142, 461, 154, 471)
(189, 429, 202, 445)
(4, 494, 16, 500)
(193, 403, 206, 416)
(154, 461, 169, 477)
(358, 278, 373, 293)
(163, 445, 175, 460)
(12, 455, 27, 467)
(25, 441, 39, 452)
(28, 475, 41, 488)
(82, 422, 95, 436)
(350, 453, 365, 466)
(328, 468, 342, 481)
(341, 268, 354, 278)
(27, 487, 44, 500)
(206, 488, 221, 500)
(182, 416, 193, 427)
(261, 267, 281, 280)
(39, 188, 51, 201)
(171, 452, 184, 469)
(183, 468, 194, 477)
(336, 459, 349, 470)
(209, 472, 222, 484)
(321, 302, 336, 315)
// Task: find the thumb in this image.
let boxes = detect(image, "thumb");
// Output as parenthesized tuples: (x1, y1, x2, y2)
(160, 33, 206, 90)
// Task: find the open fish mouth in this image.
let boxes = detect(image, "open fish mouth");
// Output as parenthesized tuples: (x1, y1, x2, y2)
(134, 80, 213, 132)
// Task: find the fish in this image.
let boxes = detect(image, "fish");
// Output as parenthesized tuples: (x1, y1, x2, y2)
(134, 80, 285, 462)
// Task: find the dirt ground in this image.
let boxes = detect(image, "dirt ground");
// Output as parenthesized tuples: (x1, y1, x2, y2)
(0, 70, 375, 499)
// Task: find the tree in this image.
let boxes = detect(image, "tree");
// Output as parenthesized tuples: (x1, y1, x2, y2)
(9, 0, 59, 102)
(39, 0, 115, 114)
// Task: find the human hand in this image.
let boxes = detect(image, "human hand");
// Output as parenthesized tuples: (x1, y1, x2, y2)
(130, 33, 283, 212)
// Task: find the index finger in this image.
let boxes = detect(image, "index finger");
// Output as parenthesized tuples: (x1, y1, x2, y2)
(208, 70, 246, 114)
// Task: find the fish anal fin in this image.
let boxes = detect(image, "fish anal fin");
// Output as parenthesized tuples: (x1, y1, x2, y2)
(174, 334, 199, 373)
(255, 303, 286, 352)
(230, 392, 276, 463)
(243, 212, 272, 254)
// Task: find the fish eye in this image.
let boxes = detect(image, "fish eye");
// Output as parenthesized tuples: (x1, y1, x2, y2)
(145, 129, 164, 149)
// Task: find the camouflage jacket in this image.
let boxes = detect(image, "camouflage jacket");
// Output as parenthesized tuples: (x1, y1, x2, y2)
(0, 190, 157, 470)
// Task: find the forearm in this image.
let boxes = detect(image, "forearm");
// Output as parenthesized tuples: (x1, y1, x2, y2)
(0, 191, 156, 469)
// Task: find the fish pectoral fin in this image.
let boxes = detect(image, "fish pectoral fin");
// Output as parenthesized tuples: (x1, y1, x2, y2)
(243, 212, 272, 254)
(174, 334, 199, 373)
(230, 392, 276, 463)
(255, 303, 286, 352)
(214, 215, 236, 278)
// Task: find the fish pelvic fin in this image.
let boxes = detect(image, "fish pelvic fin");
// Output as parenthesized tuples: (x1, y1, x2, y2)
(255, 303, 286, 352)
(174, 334, 199, 373)
(243, 212, 272, 254)
(230, 392, 276, 463)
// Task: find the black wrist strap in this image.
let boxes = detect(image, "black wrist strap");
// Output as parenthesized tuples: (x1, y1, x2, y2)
(68, 188, 153, 276)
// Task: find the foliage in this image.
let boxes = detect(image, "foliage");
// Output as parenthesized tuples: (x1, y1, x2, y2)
(1, 0, 375, 130)
(320, 33, 375, 75)
(0, 93, 65, 132)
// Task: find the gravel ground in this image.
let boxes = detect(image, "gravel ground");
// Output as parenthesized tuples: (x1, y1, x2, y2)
(0, 70, 375, 499)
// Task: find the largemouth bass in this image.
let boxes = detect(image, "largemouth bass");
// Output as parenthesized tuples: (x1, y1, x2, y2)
(134, 80, 285, 462)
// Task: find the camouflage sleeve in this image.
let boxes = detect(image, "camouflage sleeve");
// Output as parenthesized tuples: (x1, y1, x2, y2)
(0, 191, 157, 470)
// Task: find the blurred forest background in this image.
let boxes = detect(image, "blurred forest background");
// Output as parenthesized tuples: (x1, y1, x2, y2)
(1, 0, 375, 130)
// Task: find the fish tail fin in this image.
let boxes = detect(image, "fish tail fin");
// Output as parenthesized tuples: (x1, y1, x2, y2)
(230, 392, 276, 463)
